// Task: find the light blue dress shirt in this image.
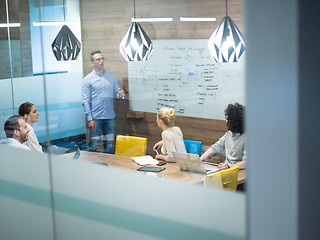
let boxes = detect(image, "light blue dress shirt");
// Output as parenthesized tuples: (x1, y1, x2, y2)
(82, 70, 120, 121)
(0, 138, 30, 151)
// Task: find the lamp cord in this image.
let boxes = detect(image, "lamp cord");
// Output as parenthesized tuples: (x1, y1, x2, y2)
(133, 0, 136, 18)
(226, 0, 228, 16)
(63, 0, 66, 21)
(5, 0, 15, 114)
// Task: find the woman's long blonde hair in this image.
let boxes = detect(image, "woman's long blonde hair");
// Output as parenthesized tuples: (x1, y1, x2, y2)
(157, 108, 176, 127)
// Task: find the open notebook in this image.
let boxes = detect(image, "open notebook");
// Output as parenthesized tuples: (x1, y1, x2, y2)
(132, 155, 159, 165)
(172, 151, 219, 174)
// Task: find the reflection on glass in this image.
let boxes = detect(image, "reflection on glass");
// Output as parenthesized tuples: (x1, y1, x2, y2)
(0, 0, 85, 153)
(1, 0, 246, 239)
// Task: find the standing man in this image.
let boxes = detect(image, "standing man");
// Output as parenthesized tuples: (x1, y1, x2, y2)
(1, 115, 30, 150)
(82, 50, 125, 153)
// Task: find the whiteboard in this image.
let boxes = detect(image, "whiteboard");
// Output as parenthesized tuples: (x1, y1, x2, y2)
(128, 39, 245, 120)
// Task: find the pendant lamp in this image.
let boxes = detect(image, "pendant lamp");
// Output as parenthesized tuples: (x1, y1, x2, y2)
(51, 0, 81, 61)
(119, 0, 153, 61)
(208, 0, 245, 62)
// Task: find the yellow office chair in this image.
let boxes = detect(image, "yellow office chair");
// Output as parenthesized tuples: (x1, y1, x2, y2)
(114, 135, 147, 157)
(204, 166, 239, 191)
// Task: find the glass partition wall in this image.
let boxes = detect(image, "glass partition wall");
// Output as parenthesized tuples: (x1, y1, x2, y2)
(0, 1, 246, 239)
(0, 0, 85, 149)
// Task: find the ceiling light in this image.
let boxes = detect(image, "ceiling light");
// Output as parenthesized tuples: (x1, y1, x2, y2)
(51, 25, 81, 61)
(51, 2, 81, 61)
(132, 18, 173, 22)
(119, 0, 153, 61)
(33, 21, 77, 27)
(180, 17, 216, 22)
(0, 23, 21, 28)
(207, 0, 245, 62)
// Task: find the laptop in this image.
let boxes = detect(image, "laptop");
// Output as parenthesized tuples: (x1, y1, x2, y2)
(172, 151, 219, 174)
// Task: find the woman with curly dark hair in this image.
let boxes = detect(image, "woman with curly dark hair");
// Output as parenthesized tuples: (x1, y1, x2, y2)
(200, 102, 246, 170)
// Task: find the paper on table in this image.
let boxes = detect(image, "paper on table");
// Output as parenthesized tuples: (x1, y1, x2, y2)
(132, 155, 159, 165)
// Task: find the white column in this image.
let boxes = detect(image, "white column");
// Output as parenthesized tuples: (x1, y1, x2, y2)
(246, 0, 299, 239)
(246, 0, 320, 239)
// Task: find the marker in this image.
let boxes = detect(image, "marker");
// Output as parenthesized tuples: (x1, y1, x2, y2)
(155, 150, 159, 155)
(119, 88, 125, 99)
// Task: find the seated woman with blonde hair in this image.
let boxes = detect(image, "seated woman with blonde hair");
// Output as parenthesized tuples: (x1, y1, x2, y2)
(18, 102, 43, 152)
(153, 108, 186, 162)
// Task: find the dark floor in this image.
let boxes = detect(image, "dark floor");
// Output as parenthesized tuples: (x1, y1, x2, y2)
(41, 134, 87, 154)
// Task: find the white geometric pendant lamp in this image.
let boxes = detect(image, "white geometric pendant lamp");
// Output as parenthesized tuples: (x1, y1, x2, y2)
(119, 0, 153, 61)
(51, 0, 81, 61)
(208, 0, 245, 62)
(119, 22, 153, 61)
(52, 25, 81, 61)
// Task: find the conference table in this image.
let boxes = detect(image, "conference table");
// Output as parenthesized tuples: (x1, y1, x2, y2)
(68, 151, 246, 185)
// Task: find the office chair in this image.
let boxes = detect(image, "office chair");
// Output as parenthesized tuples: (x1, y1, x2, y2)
(115, 135, 147, 157)
(204, 166, 239, 191)
(183, 140, 203, 156)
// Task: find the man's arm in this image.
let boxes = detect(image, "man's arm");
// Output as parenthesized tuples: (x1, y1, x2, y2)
(82, 80, 96, 130)
(200, 148, 214, 161)
(112, 74, 125, 99)
(218, 161, 246, 171)
(200, 132, 227, 161)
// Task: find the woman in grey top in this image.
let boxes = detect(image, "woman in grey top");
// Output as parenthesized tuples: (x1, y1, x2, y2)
(200, 103, 246, 170)
(153, 108, 186, 162)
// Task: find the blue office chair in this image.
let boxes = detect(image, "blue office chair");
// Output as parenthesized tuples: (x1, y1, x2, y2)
(184, 140, 203, 156)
